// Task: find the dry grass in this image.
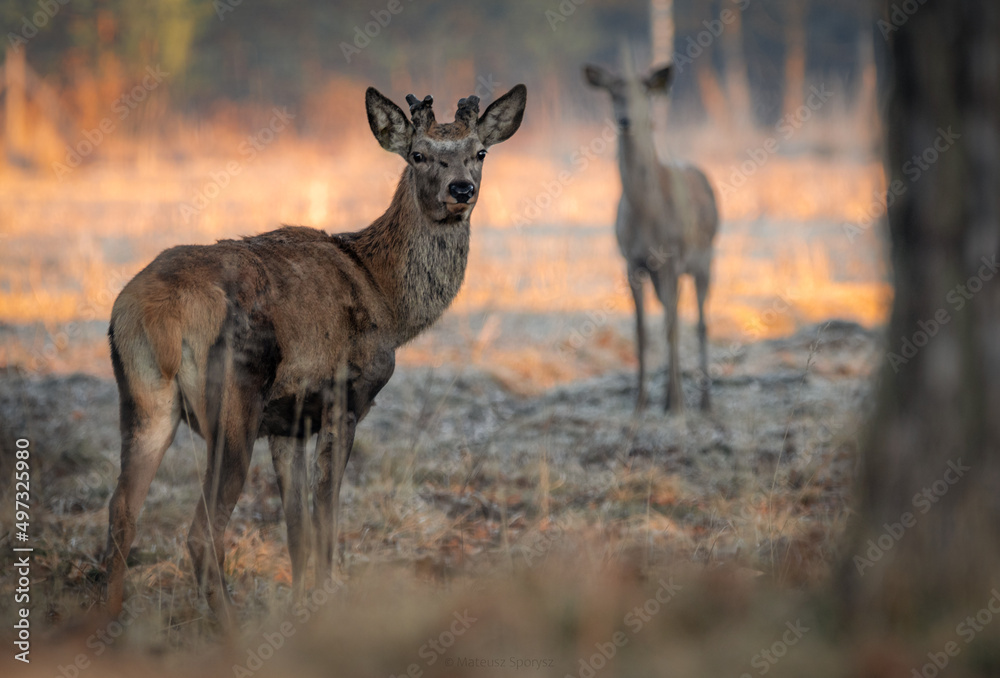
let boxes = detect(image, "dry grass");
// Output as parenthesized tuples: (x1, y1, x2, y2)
(1, 315, 881, 676)
(0, 131, 890, 388)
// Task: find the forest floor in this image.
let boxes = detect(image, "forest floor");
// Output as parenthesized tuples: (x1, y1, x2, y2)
(0, 311, 881, 678)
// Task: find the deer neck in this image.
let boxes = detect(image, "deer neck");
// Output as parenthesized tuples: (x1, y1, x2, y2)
(349, 167, 470, 345)
(617, 117, 667, 223)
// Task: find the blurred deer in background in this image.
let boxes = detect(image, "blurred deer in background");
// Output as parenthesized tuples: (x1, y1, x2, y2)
(584, 56, 718, 412)
(102, 84, 526, 623)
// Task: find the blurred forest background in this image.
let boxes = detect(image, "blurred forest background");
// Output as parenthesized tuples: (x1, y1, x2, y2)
(1, 0, 878, 154)
(0, 0, 890, 382)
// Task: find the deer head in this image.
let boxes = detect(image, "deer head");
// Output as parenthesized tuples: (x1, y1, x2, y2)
(583, 62, 674, 133)
(365, 84, 527, 223)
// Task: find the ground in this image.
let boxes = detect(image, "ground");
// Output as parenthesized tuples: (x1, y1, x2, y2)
(0, 309, 880, 677)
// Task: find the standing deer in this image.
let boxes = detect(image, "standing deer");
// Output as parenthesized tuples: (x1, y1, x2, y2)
(584, 59, 718, 412)
(102, 84, 527, 622)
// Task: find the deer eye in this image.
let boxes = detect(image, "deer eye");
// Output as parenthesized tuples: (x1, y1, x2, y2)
(411, 152, 425, 164)
(476, 150, 487, 161)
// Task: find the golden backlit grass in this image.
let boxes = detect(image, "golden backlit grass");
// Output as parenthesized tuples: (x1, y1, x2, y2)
(0, 130, 891, 389)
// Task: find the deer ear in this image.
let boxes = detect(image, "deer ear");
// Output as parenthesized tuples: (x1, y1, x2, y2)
(477, 84, 526, 147)
(366, 87, 413, 157)
(583, 64, 616, 89)
(644, 64, 675, 93)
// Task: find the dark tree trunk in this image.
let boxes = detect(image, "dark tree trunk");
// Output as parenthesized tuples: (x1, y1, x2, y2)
(839, 0, 1000, 632)
(781, 0, 806, 120)
(720, 3, 752, 130)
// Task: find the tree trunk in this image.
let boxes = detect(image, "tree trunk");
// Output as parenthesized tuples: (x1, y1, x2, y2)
(781, 1, 806, 120)
(649, 0, 674, 66)
(649, 0, 674, 156)
(720, 4, 753, 130)
(852, 24, 879, 156)
(4, 45, 27, 163)
(695, 56, 732, 132)
(839, 0, 1000, 634)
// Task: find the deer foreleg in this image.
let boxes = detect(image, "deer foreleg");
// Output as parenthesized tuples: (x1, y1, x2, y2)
(657, 271, 683, 412)
(695, 269, 711, 411)
(627, 264, 648, 411)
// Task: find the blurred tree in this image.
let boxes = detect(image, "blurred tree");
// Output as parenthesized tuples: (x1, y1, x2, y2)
(650, 0, 674, 64)
(719, 0, 752, 129)
(115, 0, 211, 81)
(838, 0, 1000, 644)
(780, 0, 805, 119)
(0, 0, 879, 133)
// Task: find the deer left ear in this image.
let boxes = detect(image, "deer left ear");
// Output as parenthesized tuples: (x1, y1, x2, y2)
(644, 64, 675, 93)
(583, 64, 617, 90)
(477, 84, 527, 147)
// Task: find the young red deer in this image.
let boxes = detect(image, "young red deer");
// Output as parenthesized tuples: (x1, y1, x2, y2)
(102, 84, 527, 622)
(584, 60, 718, 412)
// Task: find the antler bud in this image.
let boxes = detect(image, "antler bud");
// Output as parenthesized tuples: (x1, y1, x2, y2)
(405, 94, 436, 132)
(455, 95, 480, 129)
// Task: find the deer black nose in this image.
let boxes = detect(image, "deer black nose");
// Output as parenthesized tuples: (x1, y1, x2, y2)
(618, 117, 631, 130)
(449, 181, 476, 203)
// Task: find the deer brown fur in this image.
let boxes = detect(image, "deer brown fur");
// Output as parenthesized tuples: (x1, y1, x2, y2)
(584, 59, 718, 412)
(103, 84, 527, 622)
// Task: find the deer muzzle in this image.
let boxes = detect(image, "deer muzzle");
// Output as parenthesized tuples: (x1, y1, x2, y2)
(448, 180, 476, 204)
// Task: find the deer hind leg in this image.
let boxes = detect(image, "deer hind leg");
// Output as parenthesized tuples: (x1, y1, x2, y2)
(104, 366, 180, 617)
(694, 268, 712, 411)
(187, 348, 264, 625)
(627, 264, 649, 411)
(653, 269, 683, 413)
(269, 433, 311, 600)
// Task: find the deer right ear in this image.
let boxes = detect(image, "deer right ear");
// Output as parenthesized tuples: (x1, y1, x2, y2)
(644, 64, 675, 93)
(583, 64, 616, 90)
(366, 87, 413, 157)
